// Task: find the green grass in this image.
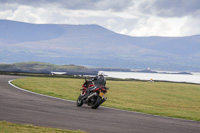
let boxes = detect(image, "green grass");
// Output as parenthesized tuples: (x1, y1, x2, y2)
(12, 77, 200, 121)
(0, 121, 87, 133)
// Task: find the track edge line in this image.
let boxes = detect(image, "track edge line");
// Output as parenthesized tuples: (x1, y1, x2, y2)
(8, 79, 76, 103)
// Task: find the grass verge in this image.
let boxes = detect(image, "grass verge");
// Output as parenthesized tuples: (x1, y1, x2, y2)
(0, 121, 86, 133)
(12, 77, 200, 121)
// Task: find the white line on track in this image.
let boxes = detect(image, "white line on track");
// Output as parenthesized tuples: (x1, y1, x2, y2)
(8, 79, 75, 103)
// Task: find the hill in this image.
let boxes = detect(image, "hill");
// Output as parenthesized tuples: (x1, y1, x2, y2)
(0, 19, 200, 71)
(0, 62, 97, 75)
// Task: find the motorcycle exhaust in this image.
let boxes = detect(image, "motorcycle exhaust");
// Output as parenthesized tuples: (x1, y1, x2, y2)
(100, 97, 107, 104)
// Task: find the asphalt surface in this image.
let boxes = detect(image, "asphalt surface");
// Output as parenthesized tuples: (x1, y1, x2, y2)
(0, 75, 200, 133)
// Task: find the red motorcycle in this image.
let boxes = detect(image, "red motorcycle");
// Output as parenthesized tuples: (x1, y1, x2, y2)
(76, 77, 109, 109)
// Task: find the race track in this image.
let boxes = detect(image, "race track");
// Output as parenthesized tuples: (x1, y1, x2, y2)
(0, 75, 200, 133)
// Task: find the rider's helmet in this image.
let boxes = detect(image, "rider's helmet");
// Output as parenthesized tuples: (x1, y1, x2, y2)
(98, 71, 105, 76)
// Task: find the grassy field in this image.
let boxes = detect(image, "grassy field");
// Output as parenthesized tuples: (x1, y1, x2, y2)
(0, 121, 86, 133)
(12, 77, 200, 121)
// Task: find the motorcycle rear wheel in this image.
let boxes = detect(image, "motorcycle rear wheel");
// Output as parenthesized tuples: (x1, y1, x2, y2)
(91, 96, 102, 109)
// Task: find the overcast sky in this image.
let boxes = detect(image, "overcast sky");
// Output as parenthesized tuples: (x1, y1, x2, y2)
(0, 0, 200, 37)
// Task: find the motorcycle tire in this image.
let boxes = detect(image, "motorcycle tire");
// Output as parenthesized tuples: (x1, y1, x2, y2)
(76, 94, 83, 107)
(91, 96, 102, 109)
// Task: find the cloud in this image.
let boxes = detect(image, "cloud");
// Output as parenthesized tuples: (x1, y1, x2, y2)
(0, 0, 134, 11)
(0, 0, 200, 37)
(128, 16, 190, 36)
(142, 0, 200, 17)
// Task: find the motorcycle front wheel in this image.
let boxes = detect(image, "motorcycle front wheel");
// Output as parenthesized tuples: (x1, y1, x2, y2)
(76, 94, 83, 107)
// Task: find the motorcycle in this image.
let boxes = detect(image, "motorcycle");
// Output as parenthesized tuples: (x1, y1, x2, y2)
(76, 77, 109, 109)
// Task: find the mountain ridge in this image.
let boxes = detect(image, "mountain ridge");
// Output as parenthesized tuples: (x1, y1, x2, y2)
(0, 19, 200, 71)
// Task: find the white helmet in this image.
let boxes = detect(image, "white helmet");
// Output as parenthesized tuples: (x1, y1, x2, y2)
(98, 71, 105, 76)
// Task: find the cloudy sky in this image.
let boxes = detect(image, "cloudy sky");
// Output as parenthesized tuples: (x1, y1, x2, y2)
(0, 0, 200, 37)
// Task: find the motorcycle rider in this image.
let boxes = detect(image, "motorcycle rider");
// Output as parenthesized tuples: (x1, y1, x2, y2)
(83, 71, 106, 100)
